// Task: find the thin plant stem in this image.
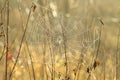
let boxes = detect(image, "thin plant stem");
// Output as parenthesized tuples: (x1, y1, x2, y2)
(17, 3, 36, 79)
(25, 42, 36, 80)
(5, 0, 9, 80)
(42, 33, 47, 80)
(0, 3, 6, 63)
(59, 19, 68, 79)
(86, 19, 104, 80)
(9, 4, 35, 79)
(44, 1, 55, 79)
(116, 26, 120, 80)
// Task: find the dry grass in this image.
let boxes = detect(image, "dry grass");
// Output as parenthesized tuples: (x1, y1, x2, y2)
(0, 0, 120, 80)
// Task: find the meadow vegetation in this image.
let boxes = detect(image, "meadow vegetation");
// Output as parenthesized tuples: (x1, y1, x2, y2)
(0, 0, 120, 80)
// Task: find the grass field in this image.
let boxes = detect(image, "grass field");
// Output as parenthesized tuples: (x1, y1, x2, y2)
(0, 0, 120, 80)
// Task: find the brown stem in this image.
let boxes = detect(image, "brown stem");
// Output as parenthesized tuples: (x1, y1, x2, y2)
(59, 19, 68, 79)
(9, 4, 34, 79)
(86, 19, 104, 80)
(5, 0, 9, 80)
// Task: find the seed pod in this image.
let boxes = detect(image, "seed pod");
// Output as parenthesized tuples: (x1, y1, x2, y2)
(58, 72, 61, 79)
(32, 3, 36, 12)
(93, 59, 100, 70)
(87, 67, 90, 73)
(0, 22, 3, 26)
(64, 62, 67, 66)
(73, 68, 77, 76)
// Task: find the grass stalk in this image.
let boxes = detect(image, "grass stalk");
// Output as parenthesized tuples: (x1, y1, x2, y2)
(5, 0, 9, 80)
(116, 26, 120, 80)
(9, 4, 35, 79)
(59, 19, 68, 79)
(87, 19, 104, 80)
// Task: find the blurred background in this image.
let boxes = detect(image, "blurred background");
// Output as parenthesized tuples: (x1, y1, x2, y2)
(0, 0, 120, 80)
